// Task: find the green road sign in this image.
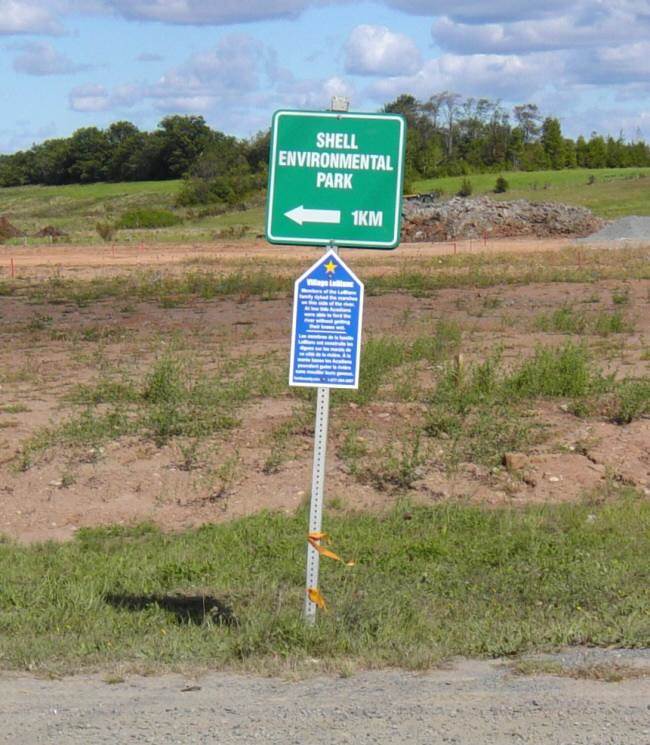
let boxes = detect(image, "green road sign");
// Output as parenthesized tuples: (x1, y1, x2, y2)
(266, 110, 406, 249)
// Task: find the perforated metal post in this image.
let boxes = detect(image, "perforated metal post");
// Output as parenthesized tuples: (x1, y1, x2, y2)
(304, 384, 331, 623)
(304, 244, 338, 623)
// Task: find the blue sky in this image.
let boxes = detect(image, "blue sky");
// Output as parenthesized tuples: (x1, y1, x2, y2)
(1, 0, 650, 152)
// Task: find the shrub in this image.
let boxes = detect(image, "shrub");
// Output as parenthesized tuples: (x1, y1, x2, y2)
(494, 176, 509, 193)
(95, 221, 116, 242)
(116, 209, 182, 230)
(457, 178, 473, 197)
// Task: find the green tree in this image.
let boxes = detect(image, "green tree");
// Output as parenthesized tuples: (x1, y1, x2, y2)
(541, 117, 565, 169)
(157, 115, 214, 179)
(66, 127, 110, 183)
(586, 135, 608, 168)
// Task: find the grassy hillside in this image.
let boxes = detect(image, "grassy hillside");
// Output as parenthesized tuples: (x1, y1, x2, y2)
(1, 166, 649, 244)
(413, 167, 650, 218)
(0, 180, 265, 245)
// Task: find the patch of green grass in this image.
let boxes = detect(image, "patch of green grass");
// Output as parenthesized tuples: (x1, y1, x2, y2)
(17, 353, 285, 465)
(593, 311, 628, 336)
(262, 408, 311, 475)
(535, 307, 588, 334)
(602, 379, 650, 425)
(0, 498, 647, 674)
(424, 344, 607, 468)
(117, 208, 183, 230)
(413, 167, 650, 219)
(534, 307, 630, 336)
(4, 246, 649, 307)
(361, 430, 425, 492)
(339, 321, 461, 406)
(611, 287, 630, 305)
(1, 403, 30, 414)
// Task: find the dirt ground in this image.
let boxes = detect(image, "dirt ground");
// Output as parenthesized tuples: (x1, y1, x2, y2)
(1, 649, 649, 744)
(1, 237, 574, 279)
(0, 238, 648, 543)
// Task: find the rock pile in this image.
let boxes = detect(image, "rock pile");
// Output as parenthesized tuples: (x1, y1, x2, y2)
(402, 196, 605, 242)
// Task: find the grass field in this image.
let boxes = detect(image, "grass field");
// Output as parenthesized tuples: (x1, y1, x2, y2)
(0, 179, 265, 245)
(413, 167, 650, 218)
(0, 497, 648, 675)
(1, 166, 649, 244)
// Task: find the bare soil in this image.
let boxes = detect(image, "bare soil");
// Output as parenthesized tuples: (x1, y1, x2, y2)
(1, 239, 648, 543)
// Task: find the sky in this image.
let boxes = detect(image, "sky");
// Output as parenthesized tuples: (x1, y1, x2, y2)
(1, 0, 650, 153)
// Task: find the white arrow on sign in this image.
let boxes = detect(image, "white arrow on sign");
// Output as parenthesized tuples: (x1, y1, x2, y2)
(285, 205, 341, 226)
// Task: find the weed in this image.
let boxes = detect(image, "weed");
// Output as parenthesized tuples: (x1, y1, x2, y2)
(611, 287, 630, 305)
(338, 425, 368, 476)
(339, 322, 461, 407)
(1, 404, 30, 414)
(535, 306, 588, 334)
(604, 379, 650, 425)
(95, 221, 116, 242)
(60, 471, 76, 489)
(26, 314, 53, 332)
(457, 178, 473, 197)
(424, 344, 606, 468)
(506, 343, 601, 399)
(19, 353, 284, 464)
(364, 431, 424, 491)
(262, 407, 311, 475)
(509, 659, 649, 682)
(176, 439, 204, 472)
(208, 452, 240, 506)
(593, 311, 628, 336)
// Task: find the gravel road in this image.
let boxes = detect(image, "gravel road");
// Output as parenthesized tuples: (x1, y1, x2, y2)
(1, 650, 648, 744)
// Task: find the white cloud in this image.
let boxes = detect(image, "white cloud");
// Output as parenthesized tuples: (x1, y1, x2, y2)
(571, 42, 650, 86)
(12, 41, 90, 75)
(65, 33, 355, 134)
(0, 1, 63, 34)
(384, 0, 568, 23)
(345, 25, 421, 76)
(431, 5, 650, 55)
(136, 51, 163, 62)
(105, 0, 350, 25)
(367, 51, 563, 103)
(69, 83, 110, 111)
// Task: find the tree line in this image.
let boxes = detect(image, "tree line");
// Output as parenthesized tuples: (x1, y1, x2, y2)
(384, 94, 650, 187)
(1, 94, 649, 202)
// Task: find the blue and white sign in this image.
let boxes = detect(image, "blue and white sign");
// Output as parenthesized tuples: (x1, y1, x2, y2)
(290, 249, 364, 389)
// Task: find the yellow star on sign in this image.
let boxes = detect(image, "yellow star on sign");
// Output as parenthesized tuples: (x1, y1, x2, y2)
(324, 260, 337, 274)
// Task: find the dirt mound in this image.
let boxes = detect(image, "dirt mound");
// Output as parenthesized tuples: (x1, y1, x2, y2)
(35, 225, 69, 241)
(402, 196, 605, 242)
(0, 216, 22, 243)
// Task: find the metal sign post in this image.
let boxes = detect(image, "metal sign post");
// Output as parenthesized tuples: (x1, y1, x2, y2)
(304, 381, 332, 623)
(288, 246, 364, 623)
(304, 241, 336, 623)
(265, 105, 406, 623)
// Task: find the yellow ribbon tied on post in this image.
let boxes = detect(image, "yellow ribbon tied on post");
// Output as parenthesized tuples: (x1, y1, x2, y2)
(307, 587, 327, 610)
(308, 532, 356, 566)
